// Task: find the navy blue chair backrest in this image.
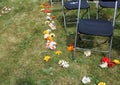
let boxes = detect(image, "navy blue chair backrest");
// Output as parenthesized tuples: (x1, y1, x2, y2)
(100, 0, 117, 2)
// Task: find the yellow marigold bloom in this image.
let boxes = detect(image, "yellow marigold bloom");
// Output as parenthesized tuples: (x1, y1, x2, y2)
(55, 50, 62, 55)
(40, 4, 45, 8)
(43, 29, 51, 34)
(98, 82, 106, 85)
(112, 59, 120, 64)
(44, 56, 51, 62)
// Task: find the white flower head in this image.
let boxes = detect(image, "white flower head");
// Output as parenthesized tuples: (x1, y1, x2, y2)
(8, 8, 12, 11)
(62, 61, 69, 68)
(47, 13, 51, 16)
(44, 34, 49, 39)
(84, 50, 91, 57)
(58, 60, 69, 68)
(49, 23, 56, 30)
(58, 60, 64, 65)
(45, 20, 50, 24)
(82, 76, 91, 84)
(46, 16, 51, 20)
(99, 62, 108, 68)
(40, 8, 45, 11)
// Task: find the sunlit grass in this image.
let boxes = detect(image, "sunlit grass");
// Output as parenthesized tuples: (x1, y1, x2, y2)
(0, 0, 120, 85)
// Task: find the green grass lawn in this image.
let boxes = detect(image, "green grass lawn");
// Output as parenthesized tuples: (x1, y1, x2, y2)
(0, 0, 120, 85)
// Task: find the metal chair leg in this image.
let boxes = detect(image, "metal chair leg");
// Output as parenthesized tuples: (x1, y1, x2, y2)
(62, 7, 67, 32)
(50, 0, 53, 6)
(108, 36, 113, 59)
(88, 8, 90, 19)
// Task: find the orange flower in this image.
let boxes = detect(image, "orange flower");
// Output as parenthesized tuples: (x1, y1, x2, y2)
(43, 9, 51, 13)
(46, 36, 53, 42)
(45, 3, 51, 9)
(51, 16, 56, 19)
(67, 44, 74, 52)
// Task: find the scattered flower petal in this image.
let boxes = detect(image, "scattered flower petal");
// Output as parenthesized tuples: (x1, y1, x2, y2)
(50, 33, 55, 38)
(55, 50, 62, 55)
(58, 60, 69, 68)
(43, 29, 51, 34)
(45, 3, 51, 9)
(84, 50, 91, 57)
(81, 76, 91, 84)
(40, 4, 45, 8)
(43, 9, 51, 13)
(99, 62, 108, 68)
(98, 82, 106, 85)
(44, 56, 51, 62)
(112, 59, 120, 64)
(108, 62, 115, 68)
(45, 20, 50, 24)
(101, 57, 111, 63)
(51, 16, 56, 19)
(67, 44, 74, 52)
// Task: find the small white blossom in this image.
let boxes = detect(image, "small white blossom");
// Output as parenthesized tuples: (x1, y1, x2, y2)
(99, 62, 108, 68)
(82, 76, 91, 84)
(58, 60, 69, 68)
(84, 50, 91, 57)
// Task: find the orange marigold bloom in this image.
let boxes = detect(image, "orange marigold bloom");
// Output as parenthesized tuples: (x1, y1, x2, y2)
(51, 16, 56, 19)
(43, 9, 51, 13)
(45, 3, 51, 9)
(46, 36, 53, 42)
(67, 44, 74, 52)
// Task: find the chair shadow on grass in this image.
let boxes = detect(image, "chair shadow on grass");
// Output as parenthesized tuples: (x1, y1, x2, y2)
(16, 77, 35, 85)
(66, 33, 95, 50)
(66, 33, 120, 57)
(112, 36, 120, 55)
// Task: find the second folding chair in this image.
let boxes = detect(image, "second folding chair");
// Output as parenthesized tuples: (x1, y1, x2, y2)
(50, 0, 61, 6)
(73, 0, 118, 59)
(96, 0, 120, 22)
(62, 0, 90, 32)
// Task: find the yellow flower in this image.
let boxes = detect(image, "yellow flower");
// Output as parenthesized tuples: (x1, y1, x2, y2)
(40, 4, 45, 8)
(43, 29, 51, 34)
(44, 56, 51, 62)
(112, 59, 120, 64)
(55, 50, 62, 55)
(98, 82, 106, 85)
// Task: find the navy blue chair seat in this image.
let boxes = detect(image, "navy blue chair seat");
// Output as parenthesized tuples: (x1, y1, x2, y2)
(99, 0, 120, 8)
(78, 19, 114, 37)
(64, 0, 90, 10)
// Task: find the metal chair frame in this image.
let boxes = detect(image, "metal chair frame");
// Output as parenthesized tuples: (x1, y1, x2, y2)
(62, 0, 90, 32)
(73, 0, 118, 60)
(50, 0, 61, 6)
(96, 0, 120, 22)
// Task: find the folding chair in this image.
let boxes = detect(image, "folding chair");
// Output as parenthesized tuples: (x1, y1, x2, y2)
(96, 0, 120, 22)
(73, 0, 118, 59)
(62, 0, 90, 32)
(50, 0, 61, 6)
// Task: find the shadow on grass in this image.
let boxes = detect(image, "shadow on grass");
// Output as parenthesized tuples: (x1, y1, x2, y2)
(112, 36, 120, 54)
(66, 33, 95, 49)
(16, 77, 35, 85)
(66, 34, 120, 57)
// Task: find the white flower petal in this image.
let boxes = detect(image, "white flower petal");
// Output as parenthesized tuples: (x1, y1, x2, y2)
(99, 62, 108, 68)
(82, 76, 91, 84)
